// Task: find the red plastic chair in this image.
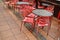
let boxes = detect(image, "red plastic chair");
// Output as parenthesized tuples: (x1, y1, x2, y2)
(38, 2, 45, 9)
(35, 16, 52, 35)
(38, 5, 45, 9)
(20, 13, 37, 31)
(4, 0, 11, 6)
(15, 2, 36, 32)
(37, 2, 45, 9)
(8, 0, 19, 7)
(45, 6, 54, 13)
(20, 8, 30, 18)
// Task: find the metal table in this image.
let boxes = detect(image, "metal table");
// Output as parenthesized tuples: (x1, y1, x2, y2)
(35, 0, 60, 18)
(42, 3, 51, 6)
(16, 1, 30, 5)
(15, 1, 30, 13)
(32, 9, 53, 16)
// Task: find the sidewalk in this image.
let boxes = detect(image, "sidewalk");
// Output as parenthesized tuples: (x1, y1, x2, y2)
(0, 2, 37, 40)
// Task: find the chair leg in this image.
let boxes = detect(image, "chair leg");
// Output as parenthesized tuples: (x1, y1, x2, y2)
(47, 25, 51, 35)
(35, 25, 39, 36)
(47, 17, 52, 35)
(20, 21, 24, 32)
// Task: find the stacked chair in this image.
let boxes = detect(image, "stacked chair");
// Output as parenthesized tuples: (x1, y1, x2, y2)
(35, 16, 52, 35)
(20, 0, 46, 32)
(4, 0, 20, 9)
(20, 0, 37, 32)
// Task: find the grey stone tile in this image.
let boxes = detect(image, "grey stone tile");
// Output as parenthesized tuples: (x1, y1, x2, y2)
(0, 30, 13, 38)
(11, 27, 20, 35)
(0, 25, 10, 31)
(15, 34, 29, 40)
(2, 36, 16, 40)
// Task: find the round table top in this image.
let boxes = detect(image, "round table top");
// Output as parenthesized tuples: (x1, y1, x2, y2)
(32, 9, 53, 16)
(16, 2, 30, 5)
(42, 3, 51, 6)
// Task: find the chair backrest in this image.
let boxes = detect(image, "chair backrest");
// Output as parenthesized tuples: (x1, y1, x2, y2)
(20, 8, 30, 17)
(36, 16, 50, 26)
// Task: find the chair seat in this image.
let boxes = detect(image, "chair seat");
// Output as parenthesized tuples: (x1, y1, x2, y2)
(38, 6, 44, 9)
(27, 13, 37, 18)
(23, 17, 34, 23)
(36, 17, 49, 27)
(38, 22, 48, 26)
